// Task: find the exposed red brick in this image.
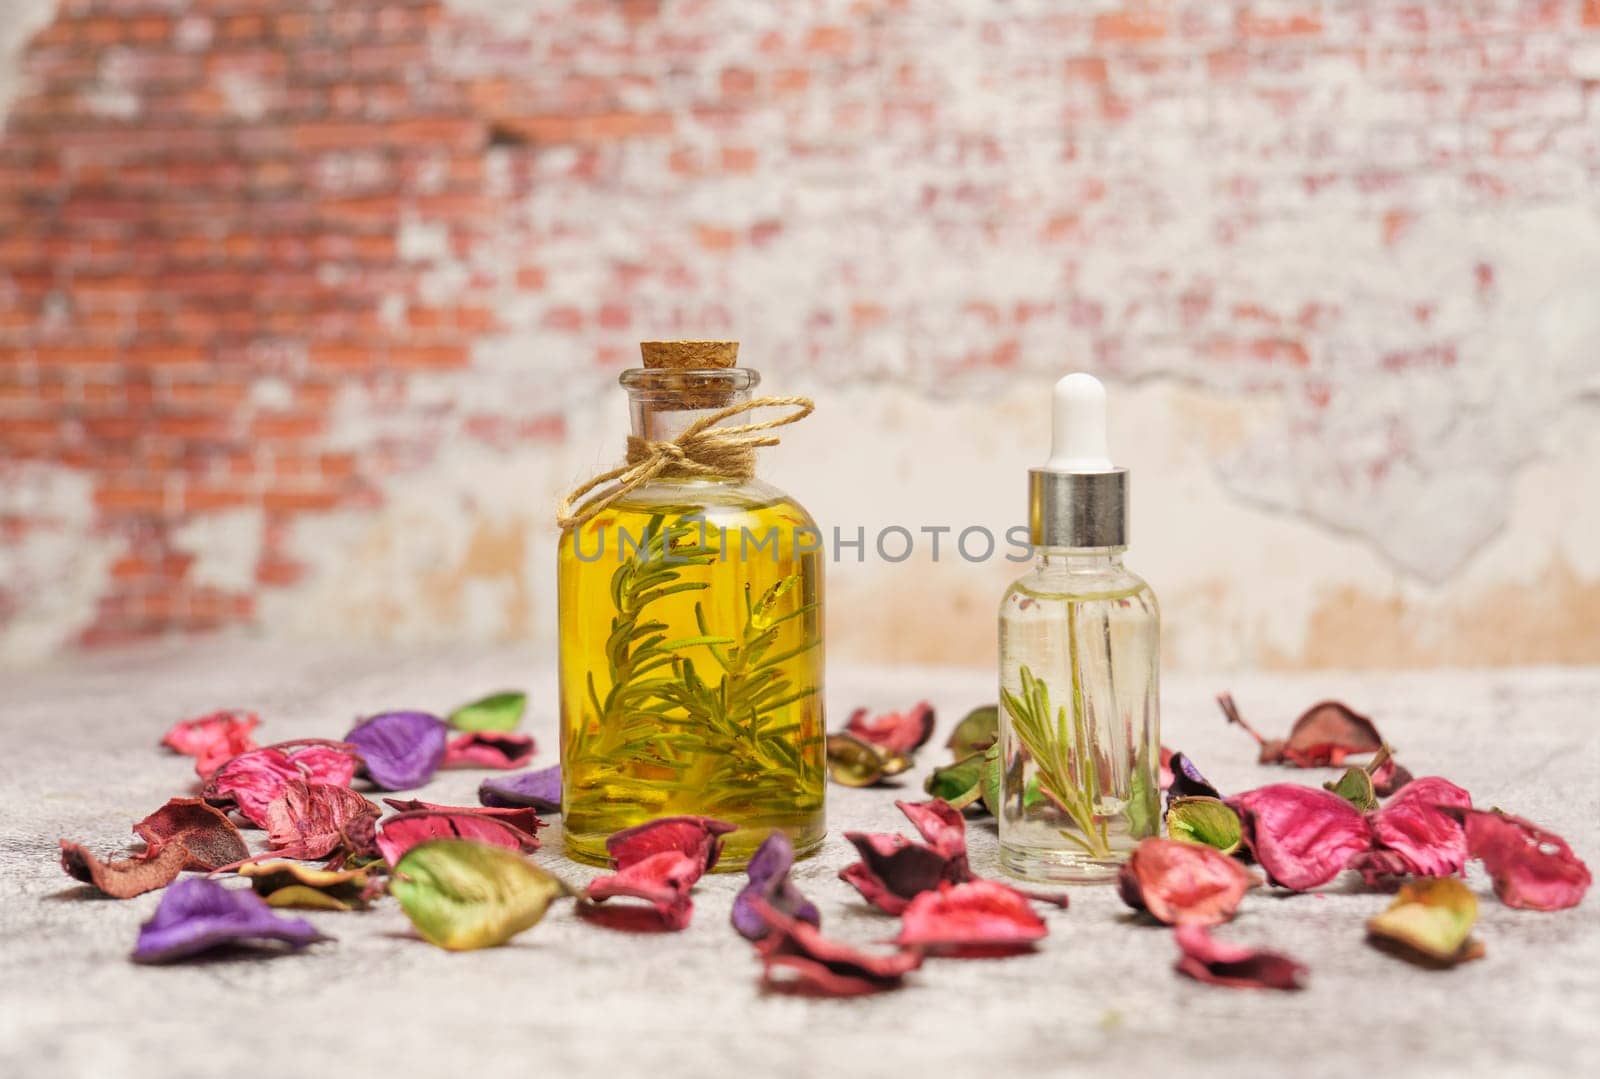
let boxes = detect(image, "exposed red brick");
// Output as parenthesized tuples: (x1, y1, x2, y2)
(1094, 9, 1167, 43)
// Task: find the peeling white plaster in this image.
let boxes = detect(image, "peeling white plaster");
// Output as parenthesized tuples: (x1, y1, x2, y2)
(172, 509, 265, 594)
(0, 0, 56, 123)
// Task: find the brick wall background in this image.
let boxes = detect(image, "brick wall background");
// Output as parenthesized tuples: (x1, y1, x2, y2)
(1, 0, 1598, 670)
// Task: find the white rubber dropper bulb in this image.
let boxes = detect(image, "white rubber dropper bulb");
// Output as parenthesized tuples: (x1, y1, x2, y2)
(1044, 372, 1113, 473)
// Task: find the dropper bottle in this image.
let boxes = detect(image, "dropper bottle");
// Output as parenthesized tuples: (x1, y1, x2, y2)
(997, 373, 1161, 883)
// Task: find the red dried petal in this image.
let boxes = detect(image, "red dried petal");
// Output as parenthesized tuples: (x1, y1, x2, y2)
(583, 850, 702, 930)
(59, 839, 188, 899)
(1117, 838, 1259, 927)
(753, 900, 922, 996)
(1218, 693, 1383, 767)
(382, 798, 546, 837)
(202, 740, 359, 828)
(840, 832, 957, 914)
(844, 702, 936, 755)
(162, 710, 261, 777)
(441, 731, 536, 770)
(1174, 924, 1306, 990)
(1368, 777, 1472, 878)
(261, 781, 380, 861)
(377, 810, 540, 865)
(1159, 745, 1175, 791)
(133, 798, 248, 871)
(896, 880, 1048, 956)
(1456, 809, 1591, 911)
(605, 815, 736, 874)
(1369, 755, 1414, 798)
(1228, 784, 1372, 891)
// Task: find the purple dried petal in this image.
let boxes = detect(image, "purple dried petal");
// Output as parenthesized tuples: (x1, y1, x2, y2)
(344, 711, 448, 791)
(1166, 751, 1222, 804)
(733, 831, 821, 941)
(132, 877, 327, 964)
(478, 765, 561, 812)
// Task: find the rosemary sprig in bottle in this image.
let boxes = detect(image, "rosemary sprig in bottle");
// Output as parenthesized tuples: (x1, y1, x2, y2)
(1001, 664, 1113, 858)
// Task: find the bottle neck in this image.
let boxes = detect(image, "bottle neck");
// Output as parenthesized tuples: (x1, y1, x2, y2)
(629, 387, 753, 442)
(1036, 547, 1126, 572)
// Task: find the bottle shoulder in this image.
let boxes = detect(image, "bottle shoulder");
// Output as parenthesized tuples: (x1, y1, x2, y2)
(1002, 560, 1158, 607)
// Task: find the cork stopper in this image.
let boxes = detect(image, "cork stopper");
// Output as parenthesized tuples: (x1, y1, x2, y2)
(640, 341, 739, 370)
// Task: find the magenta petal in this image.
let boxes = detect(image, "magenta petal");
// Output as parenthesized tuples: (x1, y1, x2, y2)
(261, 781, 381, 860)
(845, 701, 936, 755)
(478, 766, 561, 813)
(1368, 777, 1472, 878)
(583, 851, 702, 930)
(1458, 809, 1591, 911)
(839, 832, 951, 913)
(896, 798, 968, 861)
(895, 880, 1048, 956)
(605, 815, 737, 873)
(1228, 784, 1372, 891)
(344, 711, 448, 791)
(1173, 924, 1306, 990)
(376, 810, 539, 865)
(132, 878, 327, 963)
(753, 899, 922, 996)
(733, 831, 820, 941)
(202, 740, 360, 829)
(442, 731, 535, 770)
(162, 710, 261, 777)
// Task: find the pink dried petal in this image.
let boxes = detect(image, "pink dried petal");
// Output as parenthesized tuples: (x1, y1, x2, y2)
(261, 780, 380, 861)
(382, 798, 546, 837)
(1369, 754, 1414, 798)
(60, 839, 188, 899)
(1456, 809, 1591, 911)
(1159, 745, 1175, 791)
(1117, 838, 1259, 927)
(844, 701, 936, 755)
(1228, 784, 1372, 891)
(201, 740, 359, 828)
(133, 798, 248, 871)
(162, 710, 261, 777)
(1368, 777, 1472, 878)
(895, 798, 968, 861)
(1174, 924, 1306, 990)
(753, 900, 922, 996)
(377, 810, 541, 865)
(1346, 848, 1416, 890)
(895, 880, 1048, 956)
(441, 731, 535, 770)
(839, 832, 956, 914)
(583, 850, 702, 930)
(605, 815, 736, 874)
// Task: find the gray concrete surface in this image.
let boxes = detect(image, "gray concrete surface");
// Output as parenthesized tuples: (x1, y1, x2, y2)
(2, 640, 1596, 1078)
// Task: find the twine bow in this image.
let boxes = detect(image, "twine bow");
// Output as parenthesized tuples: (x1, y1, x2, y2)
(556, 396, 814, 529)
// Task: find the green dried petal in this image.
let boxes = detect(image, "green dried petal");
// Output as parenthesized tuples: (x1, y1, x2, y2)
(1367, 877, 1484, 967)
(924, 753, 986, 810)
(448, 691, 527, 732)
(1323, 765, 1378, 811)
(827, 733, 908, 787)
(263, 885, 355, 911)
(944, 705, 998, 758)
(979, 744, 1003, 815)
(240, 861, 372, 910)
(390, 839, 572, 951)
(1165, 796, 1243, 855)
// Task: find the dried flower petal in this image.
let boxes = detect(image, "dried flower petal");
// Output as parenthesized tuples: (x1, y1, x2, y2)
(479, 766, 561, 812)
(377, 809, 541, 866)
(161, 710, 261, 777)
(390, 839, 572, 950)
(583, 850, 704, 931)
(132, 877, 326, 963)
(383, 798, 546, 836)
(133, 797, 249, 871)
(1166, 751, 1221, 803)
(1228, 784, 1372, 891)
(1118, 838, 1258, 926)
(895, 880, 1048, 956)
(344, 711, 449, 791)
(732, 831, 820, 941)
(825, 732, 910, 787)
(1454, 808, 1591, 911)
(1370, 753, 1414, 798)
(239, 862, 372, 911)
(844, 701, 935, 755)
(60, 839, 188, 899)
(1218, 693, 1383, 767)
(944, 705, 998, 757)
(605, 815, 736, 873)
(447, 690, 527, 732)
(1367, 877, 1484, 967)
(1323, 766, 1378, 811)
(262, 781, 381, 861)
(840, 834, 951, 915)
(1165, 797, 1243, 856)
(1368, 776, 1472, 878)
(1174, 924, 1306, 990)
(442, 731, 535, 770)
(752, 900, 922, 996)
(202, 740, 360, 828)
(923, 753, 987, 810)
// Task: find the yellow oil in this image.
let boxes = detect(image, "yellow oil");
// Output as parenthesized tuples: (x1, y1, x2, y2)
(557, 482, 826, 870)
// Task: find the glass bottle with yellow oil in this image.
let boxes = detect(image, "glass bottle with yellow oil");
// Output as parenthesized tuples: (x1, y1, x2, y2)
(556, 341, 825, 869)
